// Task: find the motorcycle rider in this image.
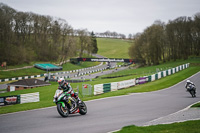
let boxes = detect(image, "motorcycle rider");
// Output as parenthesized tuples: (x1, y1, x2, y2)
(185, 80, 196, 97)
(57, 78, 81, 111)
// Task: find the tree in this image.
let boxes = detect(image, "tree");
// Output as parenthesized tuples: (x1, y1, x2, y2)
(91, 31, 98, 54)
(59, 22, 76, 65)
(129, 13, 200, 66)
(128, 34, 133, 40)
(77, 29, 91, 57)
(129, 33, 146, 66)
(192, 13, 200, 56)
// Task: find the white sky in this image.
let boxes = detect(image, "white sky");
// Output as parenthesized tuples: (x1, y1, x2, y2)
(0, 0, 199, 36)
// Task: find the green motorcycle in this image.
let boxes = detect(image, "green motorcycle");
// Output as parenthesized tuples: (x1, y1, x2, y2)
(53, 89, 87, 117)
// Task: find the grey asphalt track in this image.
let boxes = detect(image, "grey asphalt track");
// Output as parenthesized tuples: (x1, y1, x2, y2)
(0, 72, 199, 133)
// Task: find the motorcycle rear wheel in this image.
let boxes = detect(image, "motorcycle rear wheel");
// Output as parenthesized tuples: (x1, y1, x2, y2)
(57, 103, 69, 117)
(190, 90, 196, 98)
(79, 101, 87, 115)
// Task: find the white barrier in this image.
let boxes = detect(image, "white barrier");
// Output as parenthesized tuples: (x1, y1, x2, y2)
(158, 72, 161, 79)
(172, 68, 175, 74)
(163, 71, 166, 77)
(179, 65, 182, 71)
(93, 63, 190, 95)
(111, 82, 118, 91)
(168, 69, 171, 75)
(117, 79, 135, 90)
(151, 74, 156, 81)
(20, 92, 40, 104)
(94, 84, 104, 95)
(186, 63, 189, 68)
(176, 67, 179, 72)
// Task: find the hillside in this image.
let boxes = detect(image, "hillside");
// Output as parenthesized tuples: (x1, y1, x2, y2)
(97, 38, 132, 58)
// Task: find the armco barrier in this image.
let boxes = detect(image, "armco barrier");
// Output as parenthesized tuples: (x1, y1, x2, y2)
(103, 83, 111, 93)
(173, 68, 175, 74)
(0, 92, 39, 106)
(147, 63, 189, 82)
(176, 67, 179, 72)
(20, 92, 40, 104)
(94, 84, 104, 95)
(94, 79, 136, 95)
(111, 82, 118, 91)
(163, 71, 166, 77)
(0, 74, 44, 83)
(148, 75, 151, 82)
(118, 79, 136, 89)
(151, 74, 156, 81)
(0, 95, 20, 106)
(137, 77, 147, 84)
(158, 72, 161, 79)
(155, 73, 158, 80)
(0, 62, 105, 82)
(55, 67, 107, 80)
(94, 63, 190, 95)
(168, 69, 171, 75)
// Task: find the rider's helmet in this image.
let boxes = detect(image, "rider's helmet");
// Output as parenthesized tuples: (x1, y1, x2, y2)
(187, 80, 191, 83)
(58, 78, 65, 87)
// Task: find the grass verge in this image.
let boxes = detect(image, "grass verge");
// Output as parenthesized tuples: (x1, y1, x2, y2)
(191, 102, 200, 107)
(0, 61, 100, 79)
(83, 65, 199, 101)
(0, 62, 199, 114)
(115, 120, 200, 133)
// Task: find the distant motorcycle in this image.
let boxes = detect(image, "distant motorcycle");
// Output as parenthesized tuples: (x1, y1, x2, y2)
(186, 84, 196, 97)
(53, 89, 87, 117)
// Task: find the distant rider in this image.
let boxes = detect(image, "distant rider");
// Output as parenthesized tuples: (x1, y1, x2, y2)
(185, 80, 196, 97)
(57, 78, 81, 110)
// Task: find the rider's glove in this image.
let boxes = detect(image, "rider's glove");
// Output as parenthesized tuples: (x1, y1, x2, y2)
(58, 86, 62, 90)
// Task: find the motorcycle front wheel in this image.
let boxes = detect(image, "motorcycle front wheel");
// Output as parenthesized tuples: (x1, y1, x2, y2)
(79, 101, 87, 115)
(57, 103, 69, 117)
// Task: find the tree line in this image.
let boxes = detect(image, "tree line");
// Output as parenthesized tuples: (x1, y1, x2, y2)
(0, 3, 98, 65)
(95, 31, 126, 39)
(129, 13, 200, 66)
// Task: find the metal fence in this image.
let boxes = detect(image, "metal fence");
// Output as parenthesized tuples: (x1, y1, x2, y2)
(82, 84, 92, 97)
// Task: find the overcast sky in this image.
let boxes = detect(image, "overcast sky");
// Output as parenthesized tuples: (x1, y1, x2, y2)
(0, 0, 199, 36)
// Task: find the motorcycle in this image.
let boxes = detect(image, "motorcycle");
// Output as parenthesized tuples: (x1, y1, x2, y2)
(53, 89, 87, 117)
(186, 84, 196, 98)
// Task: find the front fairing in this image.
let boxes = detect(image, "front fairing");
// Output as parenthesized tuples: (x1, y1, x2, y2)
(53, 89, 71, 103)
(53, 89, 63, 103)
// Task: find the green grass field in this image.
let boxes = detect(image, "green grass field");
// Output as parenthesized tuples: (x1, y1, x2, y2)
(191, 102, 200, 107)
(116, 120, 200, 133)
(97, 38, 132, 58)
(0, 38, 199, 133)
(0, 61, 100, 80)
(0, 58, 199, 114)
(98, 58, 199, 80)
(0, 38, 131, 79)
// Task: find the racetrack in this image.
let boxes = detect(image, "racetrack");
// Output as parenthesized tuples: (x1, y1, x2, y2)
(0, 72, 199, 133)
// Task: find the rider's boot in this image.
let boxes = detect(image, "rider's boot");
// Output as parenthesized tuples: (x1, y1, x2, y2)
(74, 92, 81, 104)
(76, 97, 82, 104)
